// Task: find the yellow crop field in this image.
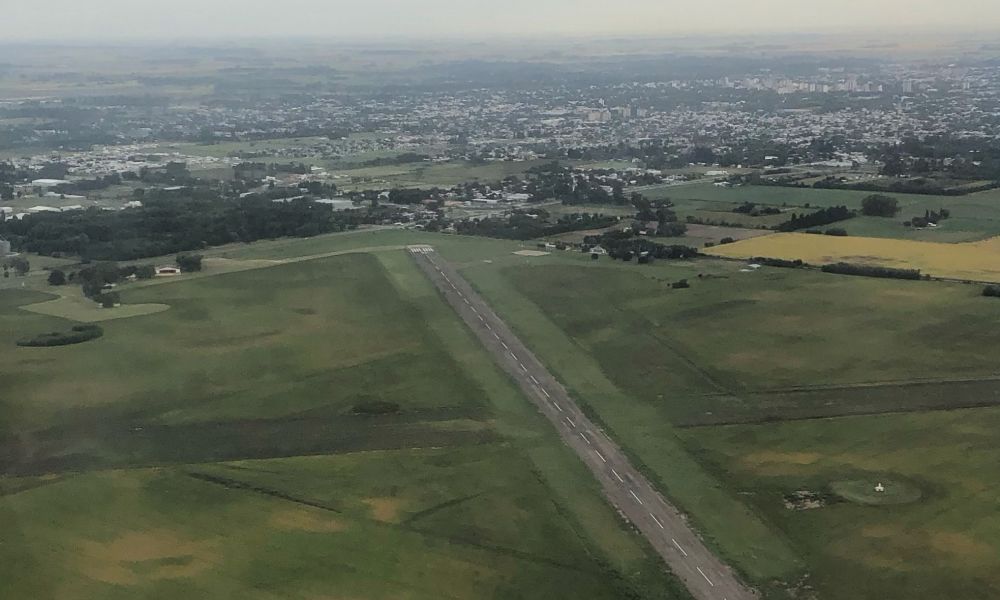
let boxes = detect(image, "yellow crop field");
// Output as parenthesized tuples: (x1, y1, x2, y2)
(705, 233, 1000, 282)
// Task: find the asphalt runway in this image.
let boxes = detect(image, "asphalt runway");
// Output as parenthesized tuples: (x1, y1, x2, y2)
(409, 246, 756, 600)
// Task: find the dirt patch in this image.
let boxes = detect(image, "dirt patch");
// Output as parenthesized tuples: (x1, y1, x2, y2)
(270, 508, 346, 533)
(513, 250, 550, 257)
(363, 497, 403, 522)
(744, 451, 822, 465)
(75, 529, 217, 585)
(783, 490, 831, 510)
(929, 531, 993, 562)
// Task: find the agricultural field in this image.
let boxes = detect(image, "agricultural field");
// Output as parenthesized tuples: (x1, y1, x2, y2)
(646, 183, 1000, 242)
(0, 247, 685, 600)
(705, 231, 1000, 282)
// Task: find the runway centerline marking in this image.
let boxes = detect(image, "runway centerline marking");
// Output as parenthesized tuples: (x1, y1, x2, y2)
(580, 432, 591, 445)
(629, 490, 643, 504)
(553, 400, 563, 412)
(672, 539, 688, 557)
(529, 375, 539, 384)
(519, 362, 528, 371)
(565, 416, 576, 428)
(696, 567, 714, 587)
(611, 468, 624, 483)
(594, 449, 607, 463)
(650, 513, 664, 529)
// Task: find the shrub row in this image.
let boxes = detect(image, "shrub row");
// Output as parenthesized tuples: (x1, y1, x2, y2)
(821, 262, 922, 280)
(17, 325, 104, 347)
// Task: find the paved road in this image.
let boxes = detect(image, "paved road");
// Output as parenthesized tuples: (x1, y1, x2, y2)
(409, 246, 756, 600)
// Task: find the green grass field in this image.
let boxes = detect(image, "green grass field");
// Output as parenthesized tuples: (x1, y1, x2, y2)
(0, 246, 686, 599)
(683, 407, 1000, 599)
(10, 227, 1000, 600)
(640, 182, 1000, 242)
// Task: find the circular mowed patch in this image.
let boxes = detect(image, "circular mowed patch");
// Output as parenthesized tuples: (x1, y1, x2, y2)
(830, 478, 922, 506)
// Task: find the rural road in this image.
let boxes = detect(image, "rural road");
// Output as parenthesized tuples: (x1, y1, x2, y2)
(409, 246, 755, 600)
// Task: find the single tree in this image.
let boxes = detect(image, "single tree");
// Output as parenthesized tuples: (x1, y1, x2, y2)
(47, 269, 67, 286)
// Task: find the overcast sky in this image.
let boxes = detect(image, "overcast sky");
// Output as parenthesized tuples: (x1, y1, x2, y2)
(6, 0, 1000, 41)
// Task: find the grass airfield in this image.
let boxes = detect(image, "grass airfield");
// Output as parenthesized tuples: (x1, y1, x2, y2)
(0, 243, 685, 599)
(4, 228, 1000, 599)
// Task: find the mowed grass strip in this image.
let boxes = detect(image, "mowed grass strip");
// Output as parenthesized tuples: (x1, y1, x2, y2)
(683, 406, 1000, 600)
(460, 259, 803, 584)
(376, 250, 691, 599)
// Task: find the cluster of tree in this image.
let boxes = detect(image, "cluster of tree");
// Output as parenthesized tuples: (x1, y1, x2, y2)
(804, 228, 848, 236)
(776, 206, 853, 232)
(752, 257, 805, 268)
(525, 163, 627, 205)
(587, 230, 699, 262)
(176, 253, 203, 273)
(860, 195, 899, 217)
(1, 196, 369, 261)
(820, 262, 922, 280)
(685, 215, 771, 230)
(74, 262, 150, 297)
(983, 285, 1000, 298)
(733, 202, 781, 216)
(815, 176, 997, 197)
(17, 324, 103, 347)
(455, 211, 616, 240)
(905, 208, 951, 228)
(356, 153, 429, 168)
(3, 256, 30, 278)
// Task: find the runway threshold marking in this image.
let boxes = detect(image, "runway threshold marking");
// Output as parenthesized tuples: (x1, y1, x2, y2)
(696, 567, 714, 587)
(672, 539, 688, 557)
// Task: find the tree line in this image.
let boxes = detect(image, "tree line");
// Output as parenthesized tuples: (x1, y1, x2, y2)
(0, 197, 371, 261)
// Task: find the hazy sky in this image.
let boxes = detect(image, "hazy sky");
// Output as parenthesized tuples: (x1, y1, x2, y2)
(6, 0, 1000, 41)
